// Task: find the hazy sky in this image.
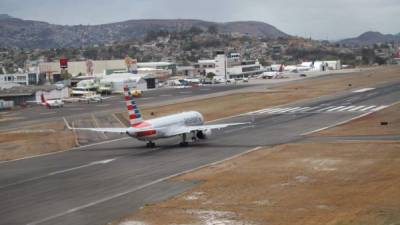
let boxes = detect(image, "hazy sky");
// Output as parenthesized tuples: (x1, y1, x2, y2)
(0, 0, 399, 40)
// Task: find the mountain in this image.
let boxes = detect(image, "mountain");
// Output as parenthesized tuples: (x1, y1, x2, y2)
(0, 14, 13, 20)
(0, 16, 288, 49)
(339, 31, 400, 46)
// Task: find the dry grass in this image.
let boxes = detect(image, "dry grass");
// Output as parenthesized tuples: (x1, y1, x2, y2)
(0, 122, 76, 161)
(116, 141, 400, 225)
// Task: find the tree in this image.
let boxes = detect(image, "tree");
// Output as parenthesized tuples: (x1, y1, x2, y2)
(83, 48, 98, 60)
(188, 26, 203, 35)
(207, 25, 218, 34)
(60, 70, 72, 80)
(206, 72, 216, 79)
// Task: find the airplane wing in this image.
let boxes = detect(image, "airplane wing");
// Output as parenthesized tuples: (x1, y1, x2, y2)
(69, 127, 130, 133)
(167, 122, 249, 136)
(62, 98, 80, 103)
(63, 117, 129, 133)
(63, 117, 153, 134)
(25, 101, 40, 103)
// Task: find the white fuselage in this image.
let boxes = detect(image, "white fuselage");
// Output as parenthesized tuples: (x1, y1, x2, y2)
(43, 99, 64, 107)
(127, 111, 204, 141)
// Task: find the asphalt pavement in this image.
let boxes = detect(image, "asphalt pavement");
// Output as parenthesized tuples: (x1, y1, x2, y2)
(0, 84, 255, 130)
(0, 81, 399, 225)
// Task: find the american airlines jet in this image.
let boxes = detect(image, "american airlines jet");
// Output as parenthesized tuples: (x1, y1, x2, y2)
(64, 86, 247, 147)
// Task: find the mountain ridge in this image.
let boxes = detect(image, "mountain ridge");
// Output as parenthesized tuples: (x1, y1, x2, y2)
(339, 31, 400, 46)
(0, 16, 289, 49)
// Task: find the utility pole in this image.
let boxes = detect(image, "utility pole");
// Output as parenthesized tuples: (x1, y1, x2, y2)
(224, 53, 227, 85)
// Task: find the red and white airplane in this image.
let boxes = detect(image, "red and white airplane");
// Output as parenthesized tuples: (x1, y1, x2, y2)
(64, 86, 247, 147)
(27, 94, 64, 108)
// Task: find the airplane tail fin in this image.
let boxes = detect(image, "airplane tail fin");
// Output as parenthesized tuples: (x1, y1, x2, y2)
(40, 94, 50, 108)
(124, 86, 143, 127)
(40, 94, 46, 103)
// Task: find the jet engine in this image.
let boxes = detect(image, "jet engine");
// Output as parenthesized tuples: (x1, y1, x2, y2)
(196, 129, 212, 140)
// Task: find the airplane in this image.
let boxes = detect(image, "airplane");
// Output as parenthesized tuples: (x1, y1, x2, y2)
(78, 93, 111, 103)
(64, 86, 248, 148)
(27, 94, 64, 108)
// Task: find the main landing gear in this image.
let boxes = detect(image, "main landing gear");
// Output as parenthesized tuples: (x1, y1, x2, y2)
(146, 141, 156, 148)
(179, 133, 189, 147)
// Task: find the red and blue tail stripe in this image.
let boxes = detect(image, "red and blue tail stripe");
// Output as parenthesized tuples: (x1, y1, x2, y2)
(124, 86, 143, 126)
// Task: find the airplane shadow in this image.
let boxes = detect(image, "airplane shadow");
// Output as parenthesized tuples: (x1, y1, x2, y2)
(83, 141, 268, 157)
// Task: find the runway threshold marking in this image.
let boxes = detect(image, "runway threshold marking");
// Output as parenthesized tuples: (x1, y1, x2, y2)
(244, 105, 387, 115)
(301, 102, 397, 136)
(0, 158, 117, 190)
(26, 146, 263, 225)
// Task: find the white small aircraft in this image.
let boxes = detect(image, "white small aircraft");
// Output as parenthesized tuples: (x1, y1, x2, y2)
(27, 94, 64, 108)
(78, 93, 111, 103)
(64, 86, 248, 147)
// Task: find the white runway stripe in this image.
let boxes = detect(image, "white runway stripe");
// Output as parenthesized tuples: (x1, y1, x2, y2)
(326, 106, 347, 112)
(275, 108, 298, 113)
(348, 106, 366, 111)
(299, 107, 319, 112)
(253, 108, 275, 114)
(265, 108, 288, 113)
(317, 106, 337, 112)
(337, 106, 357, 112)
(284, 107, 303, 112)
(360, 105, 376, 111)
(245, 104, 386, 116)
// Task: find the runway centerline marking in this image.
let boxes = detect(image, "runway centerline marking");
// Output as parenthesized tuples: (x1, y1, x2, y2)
(40, 112, 57, 115)
(140, 97, 155, 100)
(26, 147, 263, 225)
(0, 158, 117, 190)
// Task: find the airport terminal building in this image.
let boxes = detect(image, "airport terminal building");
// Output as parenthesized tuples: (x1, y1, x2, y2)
(38, 59, 176, 82)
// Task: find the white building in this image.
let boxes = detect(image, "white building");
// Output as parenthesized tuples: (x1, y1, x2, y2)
(38, 59, 176, 81)
(100, 73, 148, 93)
(204, 52, 264, 79)
(300, 60, 341, 71)
(0, 74, 29, 86)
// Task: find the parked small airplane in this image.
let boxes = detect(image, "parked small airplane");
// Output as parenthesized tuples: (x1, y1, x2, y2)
(64, 86, 248, 147)
(78, 93, 111, 103)
(27, 94, 64, 108)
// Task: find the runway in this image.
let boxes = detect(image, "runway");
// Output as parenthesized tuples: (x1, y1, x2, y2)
(0, 84, 255, 130)
(0, 81, 399, 225)
(0, 70, 358, 131)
